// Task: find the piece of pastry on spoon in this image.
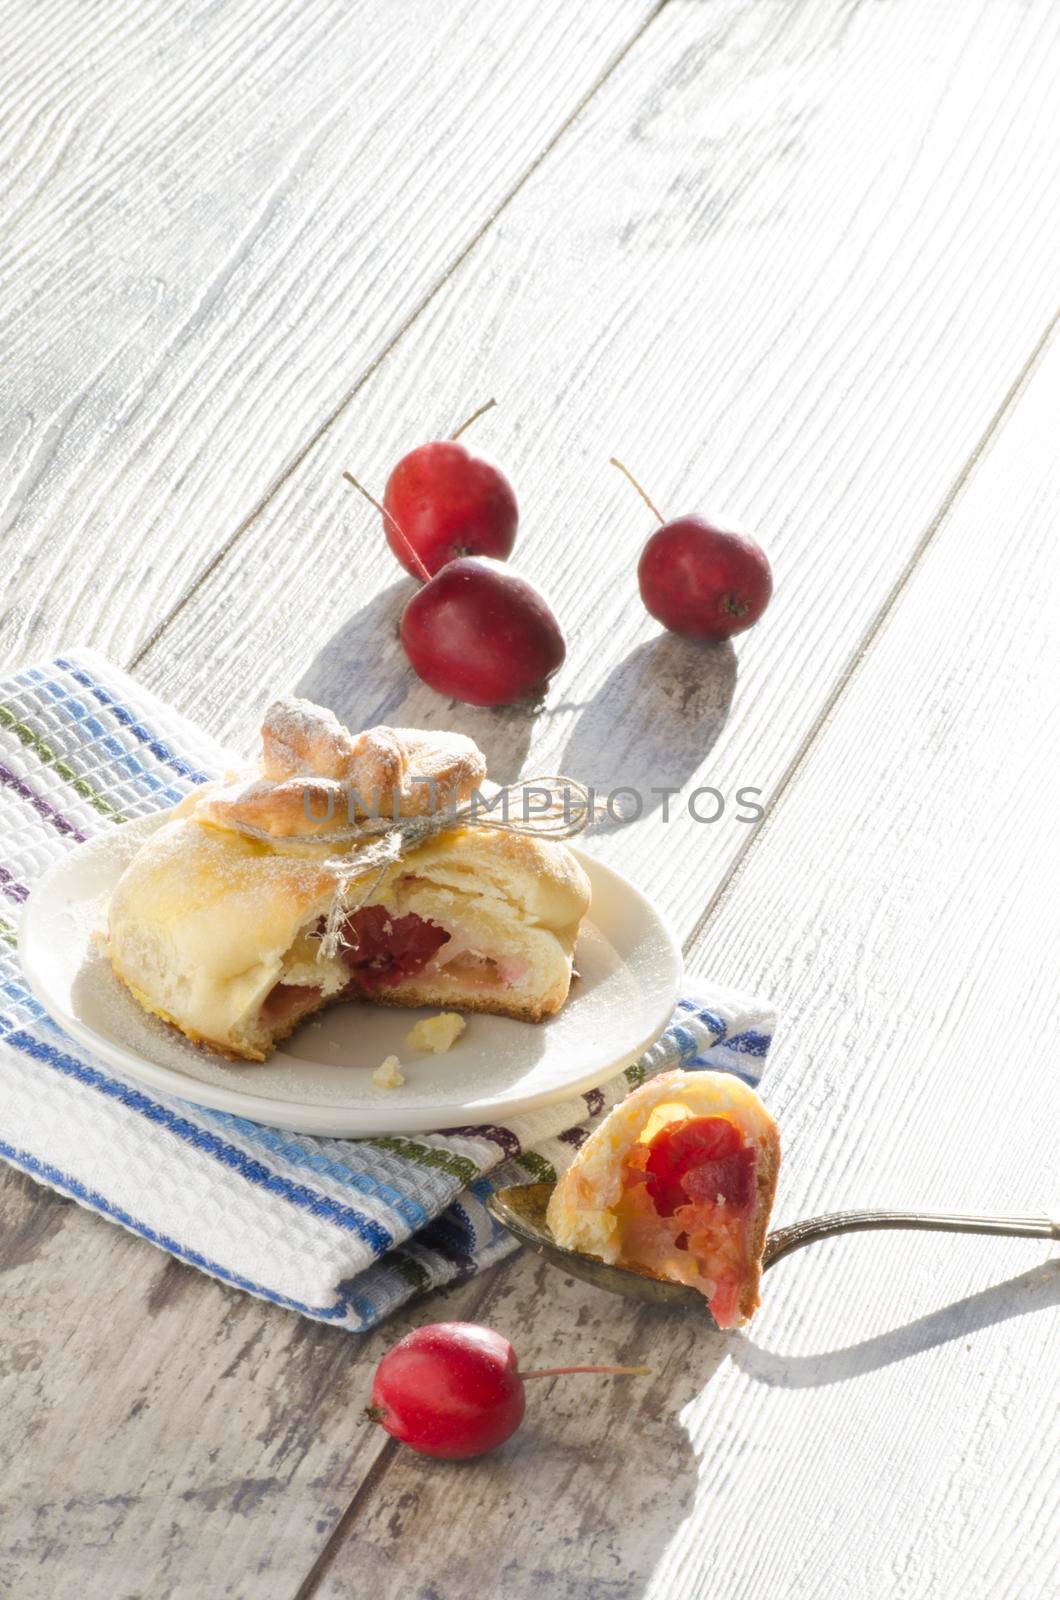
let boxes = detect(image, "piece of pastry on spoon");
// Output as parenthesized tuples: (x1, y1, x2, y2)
(107, 698, 590, 1062)
(547, 1069, 780, 1328)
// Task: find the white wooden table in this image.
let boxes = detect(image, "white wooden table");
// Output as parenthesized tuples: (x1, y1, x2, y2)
(2, 2, 1058, 1595)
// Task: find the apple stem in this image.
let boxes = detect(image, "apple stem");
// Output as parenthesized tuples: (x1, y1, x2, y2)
(342, 469, 433, 583)
(609, 457, 665, 524)
(451, 397, 497, 441)
(520, 1364, 651, 1381)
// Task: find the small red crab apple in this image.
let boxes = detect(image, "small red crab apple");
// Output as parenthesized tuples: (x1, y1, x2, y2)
(611, 459, 773, 642)
(342, 413, 561, 708)
(399, 556, 566, 707)
(368, 1322, 649, 1460)
(372, 398, 518, 580)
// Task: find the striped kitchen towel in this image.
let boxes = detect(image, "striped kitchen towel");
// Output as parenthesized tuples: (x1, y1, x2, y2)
(0, 651, 775, 1332)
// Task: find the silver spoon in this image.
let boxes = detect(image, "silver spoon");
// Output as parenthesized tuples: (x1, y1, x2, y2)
(486, 1183, 1059, 1321)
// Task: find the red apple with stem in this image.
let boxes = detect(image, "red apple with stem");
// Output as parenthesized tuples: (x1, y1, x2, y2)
(399, 556, 566, 707)
(343, 469, 565, 707)
(358, 398, 518, 579)
(368, 1322, 650, 1460)
(611, 458, 773, 641)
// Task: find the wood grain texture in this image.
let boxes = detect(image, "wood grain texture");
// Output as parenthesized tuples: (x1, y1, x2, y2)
(2, 1, 1059, 1596)
(136, 0, 1060, 949)
(0, 1157, 484, 1599)
(0, 2, 665, 1593)
(0, 0, 656, 664)
(658, 331, 1060, 1600)
(300, 311, 1060, 1600)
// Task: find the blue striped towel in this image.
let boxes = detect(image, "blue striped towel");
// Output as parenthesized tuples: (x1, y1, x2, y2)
(0, 652, 775, 1331)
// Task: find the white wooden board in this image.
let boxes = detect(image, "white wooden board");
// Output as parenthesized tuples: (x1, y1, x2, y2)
(299, 316, 1060, 1600)
(0, 0, 656, 663)
(1, 2, 1058, 1596)
(136, 0, 1060, 951)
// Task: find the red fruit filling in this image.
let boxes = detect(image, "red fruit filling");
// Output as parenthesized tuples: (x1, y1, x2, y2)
(340, 906, 451, 994)
(619, 1114, 758, 1328)
(642, 1116, 756, 1216)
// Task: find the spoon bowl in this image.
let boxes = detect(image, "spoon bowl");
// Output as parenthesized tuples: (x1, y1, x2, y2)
(486, 1181, 708, 1313)
(486, 1182, 1058, 1313)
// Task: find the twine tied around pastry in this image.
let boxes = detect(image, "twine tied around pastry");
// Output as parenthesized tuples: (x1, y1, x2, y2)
(229, 775, 603, 961)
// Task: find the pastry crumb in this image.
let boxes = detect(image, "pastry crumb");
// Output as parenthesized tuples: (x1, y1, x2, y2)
(372, 1054, 405, 1089)
(405, 1012, 467, 1054)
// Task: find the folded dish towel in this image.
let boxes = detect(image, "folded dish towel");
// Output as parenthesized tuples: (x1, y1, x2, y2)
(0, 651, 775, 1332)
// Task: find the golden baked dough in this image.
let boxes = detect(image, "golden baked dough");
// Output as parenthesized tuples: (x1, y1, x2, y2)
(547, 1070, 779, 1327)
(108, 699, 590, 1061)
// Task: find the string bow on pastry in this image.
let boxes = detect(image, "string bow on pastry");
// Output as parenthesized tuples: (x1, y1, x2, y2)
(196, 700, 599, 960)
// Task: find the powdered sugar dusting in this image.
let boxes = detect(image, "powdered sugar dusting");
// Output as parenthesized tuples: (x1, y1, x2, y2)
(262, 697, 347, 776)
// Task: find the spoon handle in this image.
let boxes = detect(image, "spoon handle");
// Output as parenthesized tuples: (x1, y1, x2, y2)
(763, 1210, 1060, 1270)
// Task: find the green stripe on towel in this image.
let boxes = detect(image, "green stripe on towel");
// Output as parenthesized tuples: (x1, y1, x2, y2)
(515, 1150, 557, 1184)
(0, 705, 126, 823)
(389, 1251, 431, 1291)
(360, 1135, 480, 1187)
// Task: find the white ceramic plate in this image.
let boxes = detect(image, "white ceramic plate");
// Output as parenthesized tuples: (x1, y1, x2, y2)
(20, 816, 681, 1136)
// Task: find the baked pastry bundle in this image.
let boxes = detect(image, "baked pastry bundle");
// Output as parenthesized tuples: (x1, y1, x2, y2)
(108, 699, 590, 1061)
(547, 1069, 779, 1327)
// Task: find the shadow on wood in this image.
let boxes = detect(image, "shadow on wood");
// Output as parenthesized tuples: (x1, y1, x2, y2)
(559, 632, 736, 826)
(0, 1165, 71, 1272)
(295, 579, 418, 731)
(732, 1260, 1060, 1388)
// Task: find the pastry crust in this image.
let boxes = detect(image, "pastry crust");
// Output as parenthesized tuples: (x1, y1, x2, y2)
(107, 701, 590, 1061)
(199, 700, 488, 838)
(547, 1070, 780, 1326)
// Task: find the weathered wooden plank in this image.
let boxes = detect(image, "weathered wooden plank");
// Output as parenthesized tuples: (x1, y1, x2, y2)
(0, 0, 657, 665)
(299, 315, 1060, 1600)
(0, 1159, 482, 1599)
(659, 339, 1060, 1600)
(0, 2, 669, 1594)
(137, 0, 1060, 954)
(3, 3, 1059, 1597)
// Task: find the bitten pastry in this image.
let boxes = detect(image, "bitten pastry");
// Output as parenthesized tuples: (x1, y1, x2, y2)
(547, 1070, 779, 1327)
(107, 698, 590, 1062)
